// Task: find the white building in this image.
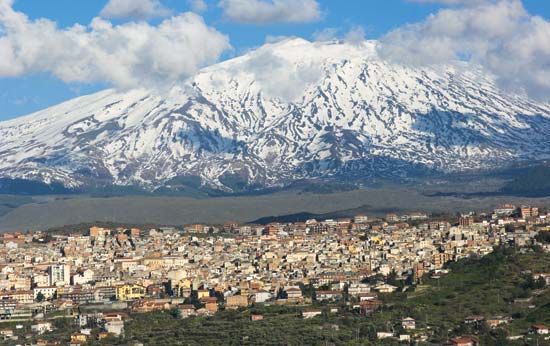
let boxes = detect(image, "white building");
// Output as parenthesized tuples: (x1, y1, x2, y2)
(31, 322, 52, 335)
(49, 264, 70, 286)
(33, 286, 57, 300)
(254, 291, 272, 303)
(72, 269, 94, 286)
(354, 215, 369, 224)
(105, 320, 124, 336)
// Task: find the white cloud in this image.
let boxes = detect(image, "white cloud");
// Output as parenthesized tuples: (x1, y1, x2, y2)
(312, 26, 366, 46)
(312, 27, 339, 41)
(0, 0, 231, 90)
(219, 0, 321, 24)
(408, 0, 487, 4)
(100, 0, 172, 19)
(230, 40, 323, 101)
(264, 35, 292, 43)
(378, 0, 550, 101)
(188, 0, 208, 12)
(344, 26, 366, 45)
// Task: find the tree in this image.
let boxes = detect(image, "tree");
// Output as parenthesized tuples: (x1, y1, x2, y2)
(300, 283, 316, 301)
(36, 292, 45, 302)
(535, 276, 547, 289)
(169, 308, 181, 319)
(536, 231, 550, 243)
(387, 270, 399, 286)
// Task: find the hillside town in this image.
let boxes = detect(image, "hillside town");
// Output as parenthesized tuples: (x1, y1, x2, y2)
(0, 204, 549, 345)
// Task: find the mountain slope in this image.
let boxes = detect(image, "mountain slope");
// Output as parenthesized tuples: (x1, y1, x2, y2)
(1, 38, 550, 192)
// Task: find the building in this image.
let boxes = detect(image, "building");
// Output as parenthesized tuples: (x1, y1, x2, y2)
(285, 287, 303, 300)
(226, 295, 248, 309)
(254, 290, 272, 303)
(347, 283, 370, 296)
(49, 264, 70, 286)
(302, 309, 322, 319)
(33, 286, 57, 300)
(377, 332, 393, 339)
(0, 290, 33, 305)
(105, 320, 124, 336)
(70, 333, 88, 344)
(116, 284, 146, 301)
(459, 216, 474, 227)
(251, 314, 264, 321)
(521, 206, 539, 219)
(386, 214, 399, 222)
(316, 290, 342, 301)
(354, 215, 369, 224)
(494, 204, 516, 216)
(402, 317, 416, 330)
(531, 324, 549, 335)
(31, 322, 53, 335)
(178, 305, 196, 318)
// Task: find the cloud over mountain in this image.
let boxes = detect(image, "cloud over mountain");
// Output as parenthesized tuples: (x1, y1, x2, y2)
(0, 0, 230, 89)
(378, 0, 550, 101)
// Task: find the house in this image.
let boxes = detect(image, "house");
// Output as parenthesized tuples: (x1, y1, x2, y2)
(399, 334, 411, 342)
(486, 316, 511, 328)
(178, 304, 196, 318)
(0, 329, 14, 339)
(285, 287, 303, 299)
(70, 333, 88, 344)
(448, 336, 479, 346)
(357, 293, 378, 301)
(374, 283, 398, 293)
(531, 324, 549, 335)
(226, 295, 248, 309)
(197, 289, 210, 299)
(316, 290, 342, 301)
(201, 297, 218, 313)
(302, 309, 322, 319)
(251, 314, 264, 321)
(402, 317, 416, 330)
(354, 215, 369, 224)
(31, 322, 53, 335)
(254, 290, 272, 303)
(116, 284, 146, 301)
(377, 332, 393, 339)
(347, 283, 370, 296)
(360, 299, 382, 314)
(33, 286, 57, 300)
(105, 320, 124, 336)
(103, 313, 125, 322)
(132, 299, 171, 313)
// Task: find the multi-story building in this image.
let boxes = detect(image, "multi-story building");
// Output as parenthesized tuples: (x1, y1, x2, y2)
(49, 264, 70, 286)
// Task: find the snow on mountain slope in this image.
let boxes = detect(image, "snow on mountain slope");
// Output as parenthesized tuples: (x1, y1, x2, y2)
(1, 38, 550, 191)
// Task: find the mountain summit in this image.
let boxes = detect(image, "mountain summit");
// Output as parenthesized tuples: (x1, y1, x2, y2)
(1, 39, 550, 192)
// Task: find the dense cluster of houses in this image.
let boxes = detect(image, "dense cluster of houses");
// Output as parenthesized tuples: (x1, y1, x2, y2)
(0, 204, 549, 344)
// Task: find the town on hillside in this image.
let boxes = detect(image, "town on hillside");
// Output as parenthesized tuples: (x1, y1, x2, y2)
(0, 204, 549, 345)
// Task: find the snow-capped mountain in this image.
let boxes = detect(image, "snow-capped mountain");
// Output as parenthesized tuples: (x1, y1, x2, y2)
(1, 38, 550, 192)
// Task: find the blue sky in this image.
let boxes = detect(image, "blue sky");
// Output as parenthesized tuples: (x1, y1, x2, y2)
(1, 0, 549, 121)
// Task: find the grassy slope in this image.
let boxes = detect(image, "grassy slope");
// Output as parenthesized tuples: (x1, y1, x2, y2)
(387, 247, 550, 342)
